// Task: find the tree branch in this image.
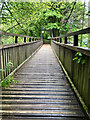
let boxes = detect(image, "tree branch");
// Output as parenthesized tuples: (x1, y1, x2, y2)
(3, 2, 27, 34)
(6, 23, 19, 31)
(63, 0, 77, 28)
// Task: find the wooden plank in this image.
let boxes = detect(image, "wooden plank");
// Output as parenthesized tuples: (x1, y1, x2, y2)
(1, 91, 74, 95)
(1, 110, 85, 117)
(1, 117, 87, 120)
(1, 99, 79, 105)
(2, 104, 81, 110)
(2, 88, 72, 92)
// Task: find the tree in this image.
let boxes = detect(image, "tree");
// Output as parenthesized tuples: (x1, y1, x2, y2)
(1, 1, 86, 39)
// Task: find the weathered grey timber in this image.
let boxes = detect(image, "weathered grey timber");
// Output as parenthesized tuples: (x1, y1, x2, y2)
(0, 41, 42, 80)
(0, 31, 41, 39)
(51, 40, 90, 116)
(1, 45, 88, 120)
(52, 27, 90, 46)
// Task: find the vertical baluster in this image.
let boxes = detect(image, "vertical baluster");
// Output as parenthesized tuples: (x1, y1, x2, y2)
(29, 38, 31, 42)
(64, 37, 67, 44)
(57, 38, 59, 42)
(60, 38, 62, 43)
(74, 35, 78, 46)
(0, 35, 2, 45)
(24, 37, 26, 42)
(15, 36, 18, 43)
(0, 49, 2, 80)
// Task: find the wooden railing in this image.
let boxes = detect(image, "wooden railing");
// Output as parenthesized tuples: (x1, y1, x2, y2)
(0, 31, 42, 80)
(52, 27, 90, 46)
(0, 31, 41, 44)
(51, 27, 90, 114)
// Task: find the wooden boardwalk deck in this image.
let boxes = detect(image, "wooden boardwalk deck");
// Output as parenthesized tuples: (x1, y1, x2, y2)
(1, 45, 87, 120)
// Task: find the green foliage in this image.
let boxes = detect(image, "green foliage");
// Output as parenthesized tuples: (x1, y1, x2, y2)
(5, 61, 14, 71)
(1, 75, 18, 88)
(0, 61, 13, 73)
(73, 52, 86, 64)
(0, 61, 18, 88)
(1, 1, 87, 42)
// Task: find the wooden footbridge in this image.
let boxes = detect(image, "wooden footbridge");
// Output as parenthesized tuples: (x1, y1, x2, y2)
(0, 28, 90, 120)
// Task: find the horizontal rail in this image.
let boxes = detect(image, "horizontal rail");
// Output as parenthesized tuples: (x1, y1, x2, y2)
(53, 27, 90, 38)
(0, 31, 40, 39)
(53, 41, 90, 56)
(0, 41, 40, 49)
(52, 27, 90, 46)
(0, 31, 41, 45)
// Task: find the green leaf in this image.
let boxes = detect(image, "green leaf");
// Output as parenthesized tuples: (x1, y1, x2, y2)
(81, 59, 85, 64)
(73, 57, 78, 61)
(75, 52, 79, 56)
(78, 53, 82, 56)
(77, 57, 81, 63)
(75, 52, 82, 57)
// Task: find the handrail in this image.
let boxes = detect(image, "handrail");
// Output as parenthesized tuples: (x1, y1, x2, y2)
(0, 31, 40, 39)
(0, 31, 41, 44)
(52, 27, 90, 46)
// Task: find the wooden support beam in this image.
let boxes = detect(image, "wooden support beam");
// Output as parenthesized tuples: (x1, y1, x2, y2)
(57, 38, 59, 42)
(0, 36, 1, 45)
(0, 49, 2, 81)
(64, 37, 67, 44)
(32, 38, 34, 41)
(15, 36, 18, 43)
(60, 38, 62, 43)
(29, 38, 31, 42)
(24, 37, 26, 42)
(74, 35, 78, 46)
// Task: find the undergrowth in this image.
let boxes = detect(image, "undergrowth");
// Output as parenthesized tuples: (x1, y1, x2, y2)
(0, 61, 18, 88)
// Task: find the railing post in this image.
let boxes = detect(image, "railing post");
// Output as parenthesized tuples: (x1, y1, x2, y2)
(33, 38, 34, 41)
(64, 37, 67, 44)
(15, 36, 18, 43)
(57, 38, 59, 42)
(74, 35, 78, 46)
(29, 38, 31, 42)
(24, 37, 26, 42)
(0, 35, 2, 45)
(60, 38, 62, 43)
(0, 49, 2, 81)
